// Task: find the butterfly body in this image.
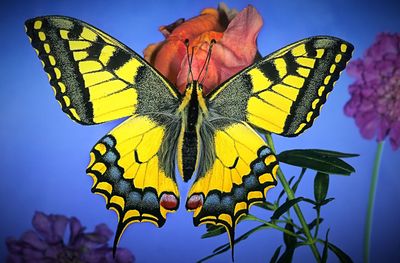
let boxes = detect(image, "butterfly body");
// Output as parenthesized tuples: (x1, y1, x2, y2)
(177, 81, 206, 182)
(25, 15, 353, 255)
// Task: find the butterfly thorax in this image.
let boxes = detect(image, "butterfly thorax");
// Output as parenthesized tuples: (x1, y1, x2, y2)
(177, 81, 208, 182)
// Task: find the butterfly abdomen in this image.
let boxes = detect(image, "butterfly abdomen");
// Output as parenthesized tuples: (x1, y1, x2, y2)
(181, 130, 198, 182)
(177, 82, 205, 182)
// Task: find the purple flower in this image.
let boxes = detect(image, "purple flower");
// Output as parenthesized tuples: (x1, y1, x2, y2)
(344, 33, 400, 150)
(6, 211, 135, 263)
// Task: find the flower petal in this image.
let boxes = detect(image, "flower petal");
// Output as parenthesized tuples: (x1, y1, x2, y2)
(176, 5, 262, 94)
(377, 118, 390, 141)
(144, 7, 226, 93)
(346, 60, 363, 78)
(170, 8, 225, 38)
(219, 5, 262, 65)
(82, 247, 108, 263)
(83, 223, 114, 248)
(114, 248, 136, 263)
(49, 214, 68, 243)
(201, 5, 262, 94)
(144, 41, 165, 66)
(345, 32, 400, 148)
(6, 237, 23, 254)
(217, 2, 238, 27)
(43, 245, 61, 259)
(69, 216, 83, 245)
(151, 40, 186, 86)
(389, 121, 400, 150)
(94, 223, 113, 242)
(358, 112, 379, 139)
(21, 247, 44, 260)
(159, 18, 185, 37)
(32, 211, 53, 241)
(6, 254, 23, 263)
(20, 230, 48, 251)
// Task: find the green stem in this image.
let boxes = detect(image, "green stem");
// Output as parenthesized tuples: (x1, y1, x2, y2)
(314, 208, 321, 239)
(364, 141, 384, 263)
(265, 133, 321, 262)
(246, 215, 305, 240)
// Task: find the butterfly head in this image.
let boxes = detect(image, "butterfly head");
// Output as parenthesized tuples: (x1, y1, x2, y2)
(181, 81, 209, 114)
(184, 80, 202, 94)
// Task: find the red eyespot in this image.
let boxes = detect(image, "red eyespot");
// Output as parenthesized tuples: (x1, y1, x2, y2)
(160, 193, 179, 210)
(186, 194, 203, 210)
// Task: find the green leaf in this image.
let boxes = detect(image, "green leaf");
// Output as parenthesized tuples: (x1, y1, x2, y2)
(302, 198, 317, 206)
(271, 197, 304, 220)
(309, 217, 324, 232)
(254, 201, 276, 211)
(319, 197, 335, 206)
(277, 222, 297, 263)
(296, 218, 324, 234)
(198, 225, 270, 262)
(283, 222, 297, 248)
(288, 176, 296, 186)
(202, 225, 226, 238)
(277, 248, 295, 263)
(292, 168, 307, 194)
(270, 246, 282, 263)
(303, 197, 334, 209)
(327, 242, 353, 263)
(278, 149, 356, 175)
(212, 225, 268, 253)
(202, 215, 254, 239)
(307, 149, 359, 158)
(322, 229, 330, 263)
(314, 172, 329, 203)
(277, 176, 295, 205)
(205, 224, 218, 231)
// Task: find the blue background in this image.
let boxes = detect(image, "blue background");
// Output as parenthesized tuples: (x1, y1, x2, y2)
(1, 0, 399, 262)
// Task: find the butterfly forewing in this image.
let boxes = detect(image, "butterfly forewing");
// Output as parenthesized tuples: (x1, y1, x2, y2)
(208, 36, 354, 136)
(25, 16, 180, 125)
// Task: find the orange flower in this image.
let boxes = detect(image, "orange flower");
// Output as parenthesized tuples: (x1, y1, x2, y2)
(144, 4, 262, 94)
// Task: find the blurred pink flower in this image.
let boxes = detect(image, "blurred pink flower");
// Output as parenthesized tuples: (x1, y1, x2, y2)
(6, 211, 135, 263)
(344, 33, 400, 150)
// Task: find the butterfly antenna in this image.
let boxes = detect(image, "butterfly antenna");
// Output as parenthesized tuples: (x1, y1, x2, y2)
(190, 46, 195, 69)
(184, 39, 194, 83)
(199, 39, 216, 84)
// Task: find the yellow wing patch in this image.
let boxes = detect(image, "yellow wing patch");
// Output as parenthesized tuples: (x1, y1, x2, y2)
(208, 36, 354, 136)
(86, 114, 179, 248)
(25, 16, 180, 125)
(187, 120, 278, 251)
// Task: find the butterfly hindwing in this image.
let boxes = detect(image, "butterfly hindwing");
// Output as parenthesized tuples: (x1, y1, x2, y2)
(208, 36, 354, 136)
(25, 16, 180, 125)
(86, 113, 180, 250)
(187, 118, 278, 249)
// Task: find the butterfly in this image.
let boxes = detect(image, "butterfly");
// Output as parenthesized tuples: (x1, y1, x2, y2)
(25, 15, 353, 257)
